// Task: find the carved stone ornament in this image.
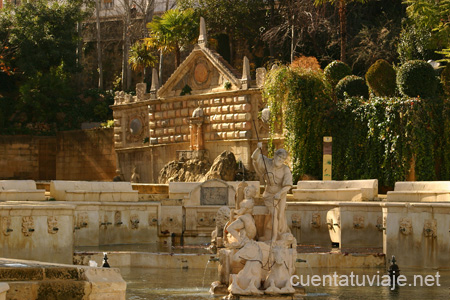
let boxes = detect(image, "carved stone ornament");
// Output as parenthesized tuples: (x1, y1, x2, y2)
(399, 218, 412, 235)
(114, 211, 123, 226)
(291, 213, 301, 229)
(77, 212, 89, 229)
(376, 216, 384, 231)
(148, 214, 158, 227)
(130, 214, 140, 229)
(423, 219, 437, 238)
(311, 213, 321, 229)
(161, 216, 180, 231)
(353, 215, 365, 229)
(47, 216, 59, 234)
(126, 111, 147, 143)
(197, 212, 215, 227)
(22, 216, 34, 237)
(2, 217, 12, 236)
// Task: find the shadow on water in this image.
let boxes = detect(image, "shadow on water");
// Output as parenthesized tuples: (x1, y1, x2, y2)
(121, 267, 450, 300)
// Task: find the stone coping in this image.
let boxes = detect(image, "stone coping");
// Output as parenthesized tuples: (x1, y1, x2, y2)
(0, 257, 122, 281)
(0, 201, 76, 210)
(380, 202, 450, 208)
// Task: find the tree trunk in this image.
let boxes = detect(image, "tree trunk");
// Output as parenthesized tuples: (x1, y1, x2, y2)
(95, 0, 103, 90)
(143, 0, 154, 37)
(228, 35, 234, 66)
(268, 0, 275, 57)
(159, 50, 163, 83)
(122, 0, 131, 90)
(338, 0, 347, 63)
(175, 44, 180, 68)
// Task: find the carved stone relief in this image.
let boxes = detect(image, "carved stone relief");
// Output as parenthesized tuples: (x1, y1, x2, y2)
(291, 214, 301, 229)
(311, 213, 321, 229)
(47, 216, 59, 234)
(130, 214, 140, 229)
(2, 217, 12, 236)
(22, 216, 34, 237)
(161, 216, 180, 232)
(399, 218, 412, 235)
(76, 213, 89, 229)
(126, 111, 148, 143)
(423, 219, 437, 238)
(376, 216, 384, 231)
(148, 214, 158, 227)
(197, 212, 216, 227)
(353, 215, 365, 229)
(115, 211, 123, 226)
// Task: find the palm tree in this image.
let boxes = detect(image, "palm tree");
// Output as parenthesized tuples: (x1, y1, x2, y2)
(314, 0, 367, 63)
(128, 41, 157, 82)
(145, 8, 198, 69)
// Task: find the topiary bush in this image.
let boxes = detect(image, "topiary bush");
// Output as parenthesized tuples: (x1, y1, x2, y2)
(335, 75, 369, 100)
(397, 60, 438, 99)
(365, 59, 397, 97)
(324, 60, 352, 87)
(441, 64, 450, 96)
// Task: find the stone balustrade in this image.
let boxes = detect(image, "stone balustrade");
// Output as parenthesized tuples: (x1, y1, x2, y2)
(0, 180, 46, 201)
(386, 181, 450, 202)
(50, 181, 138, 202)
(0, 258, 126, 300)
(292, 179, 378, 202)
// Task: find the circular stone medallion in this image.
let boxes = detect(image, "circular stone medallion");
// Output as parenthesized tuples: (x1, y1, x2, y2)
(194, 62, 209, 84)
(130, 118, 142, 135)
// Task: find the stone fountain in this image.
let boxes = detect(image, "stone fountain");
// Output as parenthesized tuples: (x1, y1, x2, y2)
(210, 143, 304, 299)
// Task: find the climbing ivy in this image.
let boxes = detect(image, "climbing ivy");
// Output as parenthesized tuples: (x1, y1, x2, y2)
(263, 65, 333, 181)
(263, 64, 445, 187)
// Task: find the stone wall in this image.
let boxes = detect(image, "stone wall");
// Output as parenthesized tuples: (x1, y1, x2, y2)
(56, 129, 116, 181)
(0, 136, 55, 180)
(0, 129, 115, 181)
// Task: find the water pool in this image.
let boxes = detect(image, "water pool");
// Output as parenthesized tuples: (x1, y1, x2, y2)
(121, 267, 450, 300)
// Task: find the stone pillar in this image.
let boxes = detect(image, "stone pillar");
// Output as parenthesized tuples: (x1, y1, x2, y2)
(190, 124, 196, 150)
(197, 124, 204, 150)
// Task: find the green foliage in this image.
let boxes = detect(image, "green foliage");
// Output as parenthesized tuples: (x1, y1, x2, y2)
(399, 0, 450, 63)
(180, 84, 192, 96)
(397, 60, 438, 99)
(263, 65, 333, 181)
(324, 61, 352, 87)
(178, 0, 265, 42)
(17, 65, 79, 132)
(332, 96, 441, 186)
(365, 59, 397, 97)
(441, 64, 450, 96)
(146, 8, 198, 67)
(128, 41, 157, 72)
(335, 75, 369, 100)
(3, 0, 87, 76)
(263, 62, 448, 187)
(397, 22, 434, 63)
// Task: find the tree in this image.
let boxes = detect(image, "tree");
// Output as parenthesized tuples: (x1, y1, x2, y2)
(400, 0, 450, 62)
(314, 0, 368, 63)
(178, 0, 266, 66)
(0, 0, 95, 132)
(146, 8, 198, 69)
(261, 0, 333, 64)
(128, 41, 157, 82)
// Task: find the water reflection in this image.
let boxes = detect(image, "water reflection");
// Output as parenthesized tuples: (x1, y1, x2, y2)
(121, 267, 450, 300)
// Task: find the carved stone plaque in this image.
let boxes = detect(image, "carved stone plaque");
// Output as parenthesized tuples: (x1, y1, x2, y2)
(200, 187, 228, 205)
